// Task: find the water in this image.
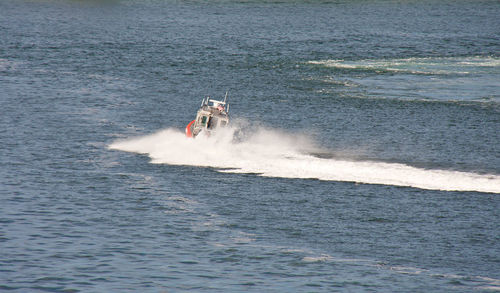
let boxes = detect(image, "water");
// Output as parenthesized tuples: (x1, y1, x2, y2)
(1, 0, 500, 292)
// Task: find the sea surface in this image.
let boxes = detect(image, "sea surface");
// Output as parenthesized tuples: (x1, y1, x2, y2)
(1, 0, 500, 292)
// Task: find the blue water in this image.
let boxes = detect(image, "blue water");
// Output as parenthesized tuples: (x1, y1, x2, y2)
(1, 0, 500, 292)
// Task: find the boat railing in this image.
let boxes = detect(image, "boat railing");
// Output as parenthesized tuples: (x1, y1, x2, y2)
(201, 92, 229, 113)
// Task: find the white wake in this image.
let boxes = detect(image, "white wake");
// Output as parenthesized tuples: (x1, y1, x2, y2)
(307, 56, 500, 75)
(109, 126, 500, 194)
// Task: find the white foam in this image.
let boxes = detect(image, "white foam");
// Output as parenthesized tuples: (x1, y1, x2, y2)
(109, 127, 500, 194)
(302, 254, 332, 262)
(307, 56, 500, 75)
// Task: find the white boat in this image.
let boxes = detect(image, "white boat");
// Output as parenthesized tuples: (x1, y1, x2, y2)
(185, 93, 230, 138)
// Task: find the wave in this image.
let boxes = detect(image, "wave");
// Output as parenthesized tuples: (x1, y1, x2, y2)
(296, 251, 500, 291)
(307, 56, 500, 75)
(0, 58, 23, 72)
(109, 126, 500, 194)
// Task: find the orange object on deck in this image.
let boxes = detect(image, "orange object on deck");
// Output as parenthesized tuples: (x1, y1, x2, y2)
(185, 120, 195, 138)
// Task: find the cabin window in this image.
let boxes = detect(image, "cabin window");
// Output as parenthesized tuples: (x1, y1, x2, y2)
(200, 116, 208, 125)
(208, 117, 218, 129)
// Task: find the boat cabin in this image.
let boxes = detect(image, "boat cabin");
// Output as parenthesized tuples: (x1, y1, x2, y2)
(186, 95, 230, 138)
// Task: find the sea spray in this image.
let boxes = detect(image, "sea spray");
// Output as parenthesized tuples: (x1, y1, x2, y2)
(109, 126, 500, 194)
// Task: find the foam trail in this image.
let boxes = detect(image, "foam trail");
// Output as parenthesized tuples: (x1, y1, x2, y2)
(307, 56, 500, 75)
(109, 127, 500, 194)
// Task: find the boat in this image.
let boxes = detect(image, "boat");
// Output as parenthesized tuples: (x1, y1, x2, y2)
(185, 93, 230, 138)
